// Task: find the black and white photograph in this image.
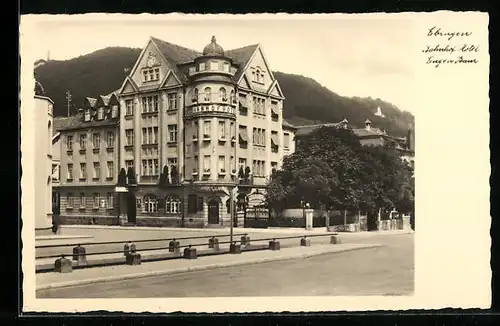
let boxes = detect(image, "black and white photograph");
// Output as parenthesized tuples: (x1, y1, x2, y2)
(20, 13, 490, 313)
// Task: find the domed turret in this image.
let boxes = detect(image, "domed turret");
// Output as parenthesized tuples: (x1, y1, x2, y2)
(202, 36, 224, 56)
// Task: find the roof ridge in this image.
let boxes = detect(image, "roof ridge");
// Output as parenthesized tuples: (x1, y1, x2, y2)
(226, 43, 259, 53)
(150, 36, 202, 55)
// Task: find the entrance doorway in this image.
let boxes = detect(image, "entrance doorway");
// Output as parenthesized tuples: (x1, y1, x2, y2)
(208, 199, 220, 224)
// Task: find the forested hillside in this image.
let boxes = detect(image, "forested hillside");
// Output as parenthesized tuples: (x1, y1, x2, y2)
(35, 47, 414, 136)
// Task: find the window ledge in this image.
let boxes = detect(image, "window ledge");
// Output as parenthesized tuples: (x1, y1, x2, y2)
(106, 147, 115, 152)
(125, 145, 134, 151)
(125, 115, 134, 119)
(92, 177, 100, 181)
(79, 150, 86, 154)
(167, 141, 177, 147)
(66, 179, 73, 182)
(66, 150, 73, 155)
(93, 148, 100, 154)
(106, 177, 114, 181)
(79, 178, 86, 181)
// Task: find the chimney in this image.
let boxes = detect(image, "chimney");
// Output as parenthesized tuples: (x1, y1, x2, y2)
(365, 119, 372, 131)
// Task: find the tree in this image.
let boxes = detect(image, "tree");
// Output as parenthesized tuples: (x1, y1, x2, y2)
(159, 165, 169, 187)
(117, 168, 127, 186)
(127, 167, 136, 185)
(238, 166, 245, 179)
(171, 165, 178, 185)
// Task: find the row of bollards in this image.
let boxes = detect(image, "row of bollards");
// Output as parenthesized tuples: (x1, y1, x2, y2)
(52, 234, 341, 273)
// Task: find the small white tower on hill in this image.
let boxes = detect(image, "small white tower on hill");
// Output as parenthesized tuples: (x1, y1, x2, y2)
(374, 106, 386, 118)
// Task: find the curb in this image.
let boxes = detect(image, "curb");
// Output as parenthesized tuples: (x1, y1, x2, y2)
(36, 243, 382, 291)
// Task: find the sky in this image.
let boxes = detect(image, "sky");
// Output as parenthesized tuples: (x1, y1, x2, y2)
(22, 14, 418, 115)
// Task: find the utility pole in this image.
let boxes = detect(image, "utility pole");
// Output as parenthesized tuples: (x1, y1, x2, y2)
(65, 91, 72, 117)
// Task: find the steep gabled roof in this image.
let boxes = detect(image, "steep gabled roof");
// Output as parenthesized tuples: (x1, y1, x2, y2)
(85, 97, 97, 108)
(150, 36, 201, 83)
(352, 127, 385, 138)
(53, 116, 76, 136)
(54, 113, 118, 132)
(295, 122, 342, 137)
(225, 44, 259, 82)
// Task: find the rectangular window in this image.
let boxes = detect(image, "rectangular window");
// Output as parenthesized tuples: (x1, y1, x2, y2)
(66, 135, 73, 151)
(142, 160, 148, 176)
(154, 159, 159, 176)
(80, 163, 86, 180)
(199, 62, 206, 71)
(92, 193, 100, 209)
(219, 121, 226, 139)
(153, 127, 158, 144)
(223, 62, 230, 72)
(84, 109, 90, 121)
(107, 192, 114, 209)
(218, 156, 225, 173)
(79, 134, 87, 151)
(284, 133, 290, 149)
(252, 160, 265, 177)
(168, 124, 177, 142)
(203, 155, 211, 172)
(125, 129, 134, 146)
(168, 93, 177, 111)
(125, 99, 134, 116)
(67, 193, 74, 208)
(106, 132, 115, 148)
(230, 156, 235, 172)
(67, 163, 73, 180)
(203, 120, 211, 138)
(271, 161, 278, 173)
(142, 128, 148, 144)
(92, 133, 100, 149)
(111, 105, 119, 118)
(79, 192, 86, 209)
(143, 68, 160, 82)
(210, 61, 218, 71)
(141, 96, 159, 113)
(107, 161, 114, 179)
(93, 162, 100, 180)
(194, 156, 199, 171)
(154, 68, 160, 80)
(97, 108, 104, 120)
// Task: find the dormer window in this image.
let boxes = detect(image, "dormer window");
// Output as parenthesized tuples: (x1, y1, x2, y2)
(111, 105, 118, 118)
(219, 87, 227, 102)
(97, 107, 104, 120)
(204, 87, 211, 102)
(84, 109, 90, 121)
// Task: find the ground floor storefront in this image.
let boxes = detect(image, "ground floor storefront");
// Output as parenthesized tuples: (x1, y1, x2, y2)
(53, 183, 268, 228)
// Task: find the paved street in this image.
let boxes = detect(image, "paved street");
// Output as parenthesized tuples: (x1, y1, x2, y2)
(37, 233, 413, 298)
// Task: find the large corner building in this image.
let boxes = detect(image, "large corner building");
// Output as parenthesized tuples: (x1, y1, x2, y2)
(53, 36, 297, 227)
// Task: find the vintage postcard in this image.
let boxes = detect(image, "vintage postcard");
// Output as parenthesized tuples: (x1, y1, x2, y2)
(20, 12, 490, 313)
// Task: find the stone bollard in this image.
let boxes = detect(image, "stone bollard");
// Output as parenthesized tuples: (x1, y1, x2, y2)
(183, 245, 197, 259)
(229, 242, 241, 254)
(72, 244, 88, 266)
(125, 252, 141, 265)
(124, 241, 131, 256)
(300, 236, 311, 247)
(54, 255, 73, 273)
(169, 239, 180, 253)
(269, 239, 281, 251)
(330, 234, 341, 244)
(208, 237, 220, 250)
(240, 234, 251, 246)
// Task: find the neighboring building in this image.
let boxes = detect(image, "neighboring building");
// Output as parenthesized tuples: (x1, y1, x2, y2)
(294, 118, 415, 167)
(53, 35, 296, 227)
(34, 79, 54, 235)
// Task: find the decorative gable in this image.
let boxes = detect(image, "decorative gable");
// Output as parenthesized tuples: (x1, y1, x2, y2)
(268, 81, 284, 98)
(159, 70, 181, 89)
(120, 78, 138, 95)
(244, 47, 275, 90)
(238, 74, 252, 89)
(128, 39, 171, 88)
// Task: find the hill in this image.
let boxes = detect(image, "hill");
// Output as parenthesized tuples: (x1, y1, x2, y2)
(34, 47, 414, 137)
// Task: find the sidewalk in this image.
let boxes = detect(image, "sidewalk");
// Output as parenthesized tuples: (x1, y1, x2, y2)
(36, 242, 382, 291)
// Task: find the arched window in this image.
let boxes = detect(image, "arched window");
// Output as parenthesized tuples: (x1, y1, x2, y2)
(204, 87, 211, 102)
(165, 196, 181, 214)
(143, 195, 158, 213)
(219, 87, 227, 101)
(192, 88, 198, 102)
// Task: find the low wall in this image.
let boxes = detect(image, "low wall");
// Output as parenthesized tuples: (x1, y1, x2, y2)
(57, 215, 205, 228)
(327, 223, 361, 233)
(378, 217, 411, 231)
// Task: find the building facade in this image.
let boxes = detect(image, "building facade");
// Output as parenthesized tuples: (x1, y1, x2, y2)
(53, 36, 296, 227)
(34, 81, 54, 235)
